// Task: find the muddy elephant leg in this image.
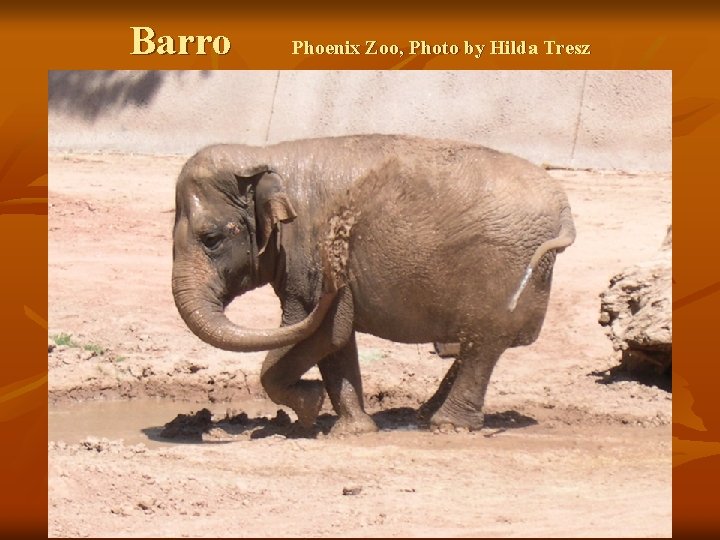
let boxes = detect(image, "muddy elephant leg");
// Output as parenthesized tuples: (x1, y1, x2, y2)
(417, 359, 460, 422)
(318, 333, 378, 435)
(429, 338, 508, 431)
(260, 288, 354, 428)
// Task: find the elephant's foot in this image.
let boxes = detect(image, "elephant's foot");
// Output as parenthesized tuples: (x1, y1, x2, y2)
(287, 380, 326, 428)
(417, 396, 444, 422)
(429, 403, 485, 432)
(329, 412, 378, 437)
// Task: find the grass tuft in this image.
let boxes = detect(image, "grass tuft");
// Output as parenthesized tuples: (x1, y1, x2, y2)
(53, 332, 78, 347)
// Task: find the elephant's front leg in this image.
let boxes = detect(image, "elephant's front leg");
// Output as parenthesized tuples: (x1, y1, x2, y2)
(318, 333, 378, 435)
(260, 288, 354, 428)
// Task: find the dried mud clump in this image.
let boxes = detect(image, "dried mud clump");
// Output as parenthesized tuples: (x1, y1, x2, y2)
(159, 408, 299, 442)
(599, 225, 672, 376)
(160, 408, 213, 440)
(322, 207, 357, 291)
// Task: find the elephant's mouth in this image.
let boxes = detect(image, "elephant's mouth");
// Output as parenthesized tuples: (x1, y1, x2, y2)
(221, 275, 257, 309)
(172, 267, 339, 353)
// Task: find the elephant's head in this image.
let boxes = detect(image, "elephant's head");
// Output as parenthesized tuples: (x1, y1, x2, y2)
(171, 145, 336, 352)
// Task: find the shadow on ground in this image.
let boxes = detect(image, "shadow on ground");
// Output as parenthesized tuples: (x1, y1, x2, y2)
(590, 365, 672, 393)
(142, 406, 538, 444)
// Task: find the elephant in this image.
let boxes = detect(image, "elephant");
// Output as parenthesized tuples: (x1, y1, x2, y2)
(171, 135, 575, 434)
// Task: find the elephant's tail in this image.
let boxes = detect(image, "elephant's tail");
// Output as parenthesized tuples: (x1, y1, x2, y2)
(508, 206, 576, 311)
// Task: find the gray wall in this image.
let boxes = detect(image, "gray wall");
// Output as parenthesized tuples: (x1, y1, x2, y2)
(48, 70, 671, 171)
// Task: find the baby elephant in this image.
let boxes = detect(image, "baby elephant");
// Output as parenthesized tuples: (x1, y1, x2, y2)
(171, 135, 575, 434)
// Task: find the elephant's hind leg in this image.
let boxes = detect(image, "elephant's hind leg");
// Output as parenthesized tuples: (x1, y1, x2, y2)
(260, 287, 355, 429)
(429, 337, 508, 431)
(319, 332, 377, 435)
(417, 359, 460, 422)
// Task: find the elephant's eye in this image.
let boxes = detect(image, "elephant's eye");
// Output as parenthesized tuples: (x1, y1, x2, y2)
(200, 232, 223, 252)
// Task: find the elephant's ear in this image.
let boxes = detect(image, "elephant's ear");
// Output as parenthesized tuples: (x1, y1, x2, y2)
(255, 172, 297, 255)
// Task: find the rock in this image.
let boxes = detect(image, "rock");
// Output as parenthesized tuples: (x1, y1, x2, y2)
(136, 497, 156, 512)
(160, 408, 213, 440)
(271, 409, 292, 427)
(80, 436, 125, 454)
(175, 359, 207, 374)
(599, 225, 672, 375)
(110, 504, 132, 516)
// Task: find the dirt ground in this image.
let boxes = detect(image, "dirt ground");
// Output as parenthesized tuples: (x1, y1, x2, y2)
(48, 152, 672, 538)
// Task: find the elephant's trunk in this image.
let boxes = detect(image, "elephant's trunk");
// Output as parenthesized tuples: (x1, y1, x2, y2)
(172, 271, 336, 353)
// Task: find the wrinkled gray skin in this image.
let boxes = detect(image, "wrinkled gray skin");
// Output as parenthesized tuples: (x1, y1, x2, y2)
(172, 135, 575, 434)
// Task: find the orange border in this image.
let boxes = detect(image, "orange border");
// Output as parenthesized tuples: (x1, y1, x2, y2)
(2, 4, 719, 538)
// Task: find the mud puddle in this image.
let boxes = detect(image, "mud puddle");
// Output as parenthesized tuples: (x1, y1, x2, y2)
(47, 397, 462, 449)
(48, 398, 292, 447)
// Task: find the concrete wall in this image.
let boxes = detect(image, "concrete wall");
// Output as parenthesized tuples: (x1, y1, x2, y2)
(48, 70, 671, 171)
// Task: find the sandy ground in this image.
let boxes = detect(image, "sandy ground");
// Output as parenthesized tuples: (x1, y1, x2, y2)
(48, 152, 672, 538)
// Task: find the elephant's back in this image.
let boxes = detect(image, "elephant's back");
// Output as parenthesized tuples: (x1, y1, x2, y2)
(254, 135, 569, 340)
(338, 146, 567, 341)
